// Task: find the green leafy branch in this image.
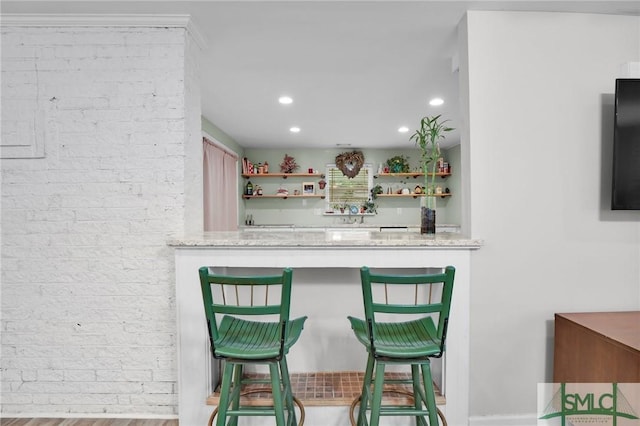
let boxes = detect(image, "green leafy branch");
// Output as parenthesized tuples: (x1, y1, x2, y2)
(409, 114, 453, 196)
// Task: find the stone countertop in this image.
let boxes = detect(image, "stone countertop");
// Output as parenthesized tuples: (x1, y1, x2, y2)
(238, 224, 460, 230)
(168, 229, 482, 248)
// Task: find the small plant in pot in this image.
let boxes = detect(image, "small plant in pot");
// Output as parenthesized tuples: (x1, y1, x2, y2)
(386, 155, 410, 173)
(370, 184, 383, 200)
(362, 199, 377, 214)
(409, 115, 453, 234)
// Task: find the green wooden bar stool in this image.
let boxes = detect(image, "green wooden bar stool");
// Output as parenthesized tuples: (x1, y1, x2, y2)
(348, 266, 455, 426)
(199, 267, 307, 426)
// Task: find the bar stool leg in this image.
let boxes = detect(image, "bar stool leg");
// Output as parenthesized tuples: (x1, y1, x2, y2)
(216, 361, 235, 426)
(369, 361, 386, 426)
(269, 362, 286, 426)
(278, 356, 296, 426)
(412, 364, 428, 426)
(420, 362, 439, 426)
(357, 353, 375, 426)
(228, 364, 243, 426)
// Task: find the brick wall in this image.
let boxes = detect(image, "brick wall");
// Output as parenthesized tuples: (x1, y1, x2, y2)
(1, 25, 197, 416)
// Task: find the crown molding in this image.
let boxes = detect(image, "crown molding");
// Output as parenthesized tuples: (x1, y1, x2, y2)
(0, 13, 207, 49)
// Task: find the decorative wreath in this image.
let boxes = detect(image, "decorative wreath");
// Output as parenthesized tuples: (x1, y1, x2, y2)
(335, 150, 365, 178)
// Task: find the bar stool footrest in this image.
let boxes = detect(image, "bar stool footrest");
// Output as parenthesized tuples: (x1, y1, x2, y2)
(349, 392, 448, 426)
(208, 391, 306, 426)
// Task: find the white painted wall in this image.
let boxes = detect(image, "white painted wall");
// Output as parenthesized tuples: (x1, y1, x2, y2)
(0, 23, 200, 416)
(463, 11, 640, 421)
(184, 27, 204, 235)
(2, 10, 640, 424)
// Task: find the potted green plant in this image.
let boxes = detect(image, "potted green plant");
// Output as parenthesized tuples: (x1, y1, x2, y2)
(370, 184, 383, 200)
(409, 115, 453, 234)
(362, 199, 377, 214)
(385, 155, 410, 173)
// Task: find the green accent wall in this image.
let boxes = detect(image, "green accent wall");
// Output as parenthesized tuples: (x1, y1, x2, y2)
(201, 116, 244, 157)
(201, 116, 461, 228)
(241, 147, 460, 227)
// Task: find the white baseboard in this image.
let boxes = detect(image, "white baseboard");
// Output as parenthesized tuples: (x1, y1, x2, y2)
(469, 413, 537, 426)
(0, 413, 178, 420)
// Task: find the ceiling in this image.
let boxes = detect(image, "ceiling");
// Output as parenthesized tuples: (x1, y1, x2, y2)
(3, 1, 639, 150)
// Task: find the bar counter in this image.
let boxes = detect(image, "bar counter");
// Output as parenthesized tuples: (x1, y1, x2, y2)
(171, 229, 481, 425)
(168, 228, 482, 248)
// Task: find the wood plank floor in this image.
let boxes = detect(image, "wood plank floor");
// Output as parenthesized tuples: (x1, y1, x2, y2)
(0, 420, 177, 426)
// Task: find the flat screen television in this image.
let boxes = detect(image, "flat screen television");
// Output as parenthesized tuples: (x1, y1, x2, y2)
(612, 78, 640, 210)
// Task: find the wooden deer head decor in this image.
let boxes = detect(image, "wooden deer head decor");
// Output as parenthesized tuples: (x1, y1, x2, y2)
(335, 150, 365, 178)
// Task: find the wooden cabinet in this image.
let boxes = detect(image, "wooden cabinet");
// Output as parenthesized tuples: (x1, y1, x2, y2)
(553, 311, 640, 383)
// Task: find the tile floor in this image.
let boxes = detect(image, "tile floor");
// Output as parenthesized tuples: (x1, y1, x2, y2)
(207, 371, 444, 407)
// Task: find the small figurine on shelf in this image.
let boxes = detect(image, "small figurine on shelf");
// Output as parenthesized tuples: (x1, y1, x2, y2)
(280, 154, 299, 173)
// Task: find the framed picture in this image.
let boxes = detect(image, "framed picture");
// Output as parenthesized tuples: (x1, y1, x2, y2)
(302, 182, 315, 195)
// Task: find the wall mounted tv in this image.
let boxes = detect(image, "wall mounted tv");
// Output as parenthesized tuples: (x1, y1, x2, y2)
(612, 78, 640, 210)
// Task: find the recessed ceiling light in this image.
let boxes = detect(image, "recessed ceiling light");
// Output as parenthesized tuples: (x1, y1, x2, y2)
(279, 96, 293, 105)
(289, 127, 300, 133)
(398, 126, 409, 133)
(429, 98, 444, 106)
